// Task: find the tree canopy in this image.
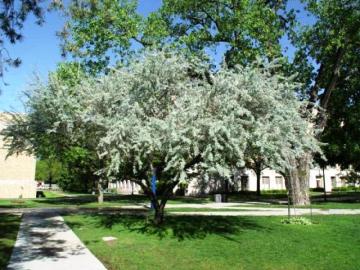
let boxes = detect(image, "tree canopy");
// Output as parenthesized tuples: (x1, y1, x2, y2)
(12, 49, 319, 222)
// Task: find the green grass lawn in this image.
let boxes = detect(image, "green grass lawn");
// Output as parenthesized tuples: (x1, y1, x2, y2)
(0, 214, 21, 269)
(0, 194, 209, 209)
(166, 208, 261, 212)
(0, 191, 359, 210)
(64, 214, 360, 270)
(0, 193, 146, 209)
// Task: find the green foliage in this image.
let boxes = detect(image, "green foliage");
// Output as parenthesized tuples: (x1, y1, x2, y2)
(309, 187, 325, 192)
(50, 62, 87, 87)
(291, 0, 359, 89)
(160, 0, 292, 66)
(60, 0, 144, 74)
(27, 50, 319, 211)
(299, 0, 360, 175)
(261, 189, 287, 195)
(35, 157, 63, 183)
(332, 186, 360, 193)
(320, 70, 360, 171)
(57, 147, 99, 193)
(2, 61, 99, 194)
(59, 0, 294, 73)
(344, 171, 360, 186)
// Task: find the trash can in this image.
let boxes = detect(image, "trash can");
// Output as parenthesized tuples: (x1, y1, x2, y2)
(214, 194, 222, 203)
(214, 194, 227, 203)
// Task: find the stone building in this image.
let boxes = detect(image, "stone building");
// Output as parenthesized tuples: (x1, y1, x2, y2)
(0, 113, 37, 198)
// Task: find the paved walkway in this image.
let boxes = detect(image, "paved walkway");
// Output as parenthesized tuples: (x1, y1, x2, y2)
(1, 203, 360, 217)
(171, 208, 360, 216)
(7, 212, 106, 270)
(165, 202, 360, 216)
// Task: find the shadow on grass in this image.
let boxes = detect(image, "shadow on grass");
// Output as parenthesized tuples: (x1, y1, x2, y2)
(169, 196, 211, 204)
(0, 214, 21, 269)
(73, 214, 268, 241)
(34, 194, 149, 206)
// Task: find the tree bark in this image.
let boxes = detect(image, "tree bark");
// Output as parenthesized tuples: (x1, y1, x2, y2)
(153, 201, 165, 225)
(49, 175, 52, 190)
(252, 160, 263, 196)
(285, 154, 311, 205)
(256, 169, 261, 196)
(97, 180, 104, 204)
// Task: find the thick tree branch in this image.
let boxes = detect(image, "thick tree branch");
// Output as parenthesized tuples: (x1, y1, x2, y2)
(307, 63, 324, 107)
(320, 47, 345, 110)
(316, 47, 345, 130)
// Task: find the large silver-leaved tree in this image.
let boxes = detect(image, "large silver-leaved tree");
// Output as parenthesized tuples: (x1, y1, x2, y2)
(13, 50, 320, 224)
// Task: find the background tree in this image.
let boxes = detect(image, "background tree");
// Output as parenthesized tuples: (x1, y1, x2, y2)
(60, 0, 292, 70)
(285, 0, 360, 204)
(56, 146, 99, 193)
(35, 156, 63, 188)
(2, 61, 105, 197)
(58, 0, 169, 74)
(159, 0, 293, 66)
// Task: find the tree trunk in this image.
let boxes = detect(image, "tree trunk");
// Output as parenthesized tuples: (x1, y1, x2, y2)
(49, 175, 52, 190)
(256, 170, 261, 196)
(154, 203, 165, 225)
(285, 154, 311, 205)
(97, 180, 104, 204)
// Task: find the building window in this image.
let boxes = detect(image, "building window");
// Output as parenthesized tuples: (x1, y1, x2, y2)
(262, 176, 270, 189)
(316, 176, 323, 188)
(275, 176, 283, 185)
(331, 176, 336, 188)
(240, 175, 248, 191)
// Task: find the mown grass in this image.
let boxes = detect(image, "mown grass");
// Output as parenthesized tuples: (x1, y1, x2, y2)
(0, 214, 21, 269)
(0, 191, 359, 210)
(0, 194, 209, 209)
(166, 208, 260, 212)
(64, 214, 360, 270)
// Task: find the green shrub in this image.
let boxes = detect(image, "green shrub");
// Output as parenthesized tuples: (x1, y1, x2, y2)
(332, 186, 360, 192)
(310, 187, 325, 192)
(262, 189, 287, 195)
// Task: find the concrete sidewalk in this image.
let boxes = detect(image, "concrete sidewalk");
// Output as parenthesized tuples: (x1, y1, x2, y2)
(7, 212, 106, 270)
(1, 203, 360, 217)
(171, 208, 360, 216)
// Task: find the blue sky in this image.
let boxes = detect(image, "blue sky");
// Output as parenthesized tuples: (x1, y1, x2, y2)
(0, 0, 314, 112)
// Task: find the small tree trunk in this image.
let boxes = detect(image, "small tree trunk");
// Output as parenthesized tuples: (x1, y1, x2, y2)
(84, 175, 89, 193)
(322, 166, 327, 202)
(49, 175, 53, 190)
(286, 154, 311, 206)
(256, 170, 261, 196)
(97, 180, 104, 204)
(154, 204, 165, 225)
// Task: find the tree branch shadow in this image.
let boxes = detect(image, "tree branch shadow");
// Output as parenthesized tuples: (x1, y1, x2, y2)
(93, 213, 268, 242)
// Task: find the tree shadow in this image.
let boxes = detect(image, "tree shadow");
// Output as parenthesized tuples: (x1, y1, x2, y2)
(0, 214, 21, 269)
(169, 196, 211, 204)
(92, 213, 267, 242)
(6, 212, 89, 269)
(35, 194, 149, 207)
